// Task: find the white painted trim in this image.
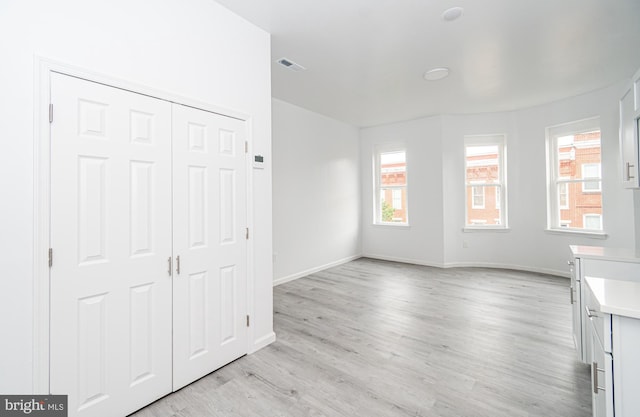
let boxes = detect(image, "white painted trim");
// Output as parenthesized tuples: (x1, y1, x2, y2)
(40, 58, 250, 121)
(33, 56, 259, 394)
(362, 254, 568, 278)
(249, 332, 276, 354)
(33, 57, 52, 394)
(273, 255, 362, 286)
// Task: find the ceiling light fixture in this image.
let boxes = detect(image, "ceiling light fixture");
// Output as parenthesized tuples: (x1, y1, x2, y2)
(442, 6, 464, 22)
(423, 67, 450, 81)
(276, 57, 306, 72)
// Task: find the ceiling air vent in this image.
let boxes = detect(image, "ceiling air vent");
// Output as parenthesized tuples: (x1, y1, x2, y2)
(277, 57, 306, 72)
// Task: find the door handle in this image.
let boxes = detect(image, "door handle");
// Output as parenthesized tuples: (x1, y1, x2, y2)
(176, 255, 181, 275)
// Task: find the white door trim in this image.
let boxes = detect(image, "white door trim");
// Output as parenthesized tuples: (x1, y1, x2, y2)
(33, 57, 256, 394)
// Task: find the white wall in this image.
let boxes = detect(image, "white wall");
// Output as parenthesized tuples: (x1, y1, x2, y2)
(360, 117, 446, 266)
(272, 99, 361, 284)
(0, 0, 273, 393)
(361, 82, 635, 276)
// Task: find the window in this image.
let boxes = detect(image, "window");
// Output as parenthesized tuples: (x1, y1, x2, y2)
(582, 163, 602, 192)
(558, 183, 569, 209)
(584, 214, 602, 231)
(375, 148, 408, 224)
(464, 135, 507, 228)
(392, 189, 402, 209)
(546, 117, 603, 232)
(472, 186, 485, 209)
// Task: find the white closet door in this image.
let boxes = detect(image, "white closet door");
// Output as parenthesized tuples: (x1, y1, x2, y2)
(172, 103, 248, 390)
(50, 73, 173, 417)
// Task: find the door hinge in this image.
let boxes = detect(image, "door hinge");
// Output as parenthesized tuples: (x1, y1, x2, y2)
(48, 248, 53, 268)
(246, 228, 249, 240)
(49, 104, 53, 123)
(246, 315, 250, 327)
(245, 141, 248, 153)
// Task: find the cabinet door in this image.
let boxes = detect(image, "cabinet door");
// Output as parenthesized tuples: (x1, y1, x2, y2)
(590, 328, 613, 417)
(569, 257, 585, 362)
(620, 86, 638, 188)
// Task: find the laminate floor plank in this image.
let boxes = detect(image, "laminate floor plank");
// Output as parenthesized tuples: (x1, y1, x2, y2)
(131, 258, 591, 417)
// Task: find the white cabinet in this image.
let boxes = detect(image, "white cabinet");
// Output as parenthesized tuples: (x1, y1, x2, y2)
(569, 246, 640, 364)
(585, 277, 640, 417)
(619, 67, 640, 188)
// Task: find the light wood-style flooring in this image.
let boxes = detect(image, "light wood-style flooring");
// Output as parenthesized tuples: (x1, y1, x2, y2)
(132, 258, 592, 417)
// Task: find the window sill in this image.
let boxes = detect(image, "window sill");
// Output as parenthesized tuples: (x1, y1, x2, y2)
(372, 222, 411, 229)
(545, 228, 608, 239)
(463, 227, 510, 233)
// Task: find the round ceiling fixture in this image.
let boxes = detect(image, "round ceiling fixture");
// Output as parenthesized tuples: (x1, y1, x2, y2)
(423, 67, 450, 81)
(442, 6, 464, 22)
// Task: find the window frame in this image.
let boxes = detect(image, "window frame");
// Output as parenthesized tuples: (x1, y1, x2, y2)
(373, 145, 409, 226)
(545, 117, 604, 234)
(464, 135, 508, 230)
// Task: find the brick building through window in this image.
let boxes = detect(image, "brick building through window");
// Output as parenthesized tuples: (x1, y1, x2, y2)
(379, 151, 407, 223)
(556, 131, 602, 229)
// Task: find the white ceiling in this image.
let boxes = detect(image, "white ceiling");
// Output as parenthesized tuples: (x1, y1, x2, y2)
(215, 0, 640, 127)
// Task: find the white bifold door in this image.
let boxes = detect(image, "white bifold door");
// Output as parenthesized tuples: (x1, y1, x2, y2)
(49, 73, 248, 417)
(171, 104, 248, 390)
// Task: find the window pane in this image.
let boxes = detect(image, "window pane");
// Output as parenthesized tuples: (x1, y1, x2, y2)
(467, 185, 501, 226)
(558, 182, 602, 231)
(380, 151, 406, 186)
(380, 187, 407, 223)
(556, 131, 601, 181)
(466, 145, 499, 184)
(550, 123, 602, 232)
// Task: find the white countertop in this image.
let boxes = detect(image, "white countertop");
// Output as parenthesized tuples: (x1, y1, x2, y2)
(585, 276, 640, 319)
(570, 245, 640, 263)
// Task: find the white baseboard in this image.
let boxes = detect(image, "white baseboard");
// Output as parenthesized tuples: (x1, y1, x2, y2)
(249, 331, 276, 354)
(362, 253, 446, 269)
(441, 261, 569, 278)
(273, 254, 362, 286)
(363, 253, 568, 278)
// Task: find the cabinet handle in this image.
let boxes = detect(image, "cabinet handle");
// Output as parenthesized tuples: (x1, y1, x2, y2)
(592, 362, 606, 394)
(585, 305, 598, 319)
(167, 257, 172, 276)
(176, 255, 181, 275)
(570, 286, 574, 304)
(627, 162, 635, 180)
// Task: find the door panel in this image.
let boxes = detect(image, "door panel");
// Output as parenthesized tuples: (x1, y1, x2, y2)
(172, 104, 248, 390)
(50, 73, 172, 417)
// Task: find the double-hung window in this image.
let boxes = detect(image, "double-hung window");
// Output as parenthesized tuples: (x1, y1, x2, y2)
(464, 135, 507, 228)
(374, 148, 408, 225)
(546, 117, 603, 232)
